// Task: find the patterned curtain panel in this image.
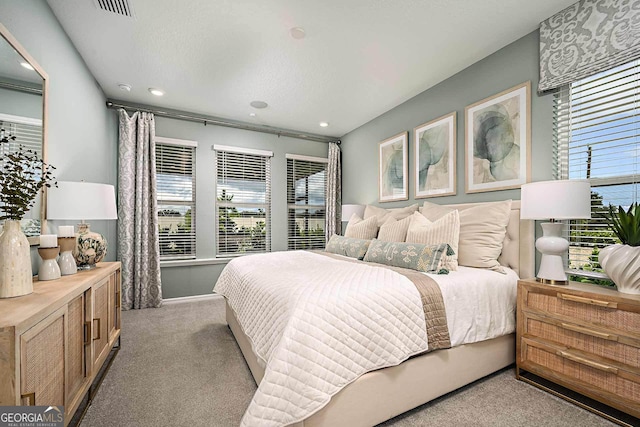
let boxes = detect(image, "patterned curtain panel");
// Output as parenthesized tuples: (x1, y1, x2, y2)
(325, 142, 342, 242)
(117, 110, 162, 309)
(539, 0, 640, 93)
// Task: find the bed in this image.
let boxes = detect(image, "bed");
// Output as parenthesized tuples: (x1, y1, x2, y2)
(217, 200, 534, 427)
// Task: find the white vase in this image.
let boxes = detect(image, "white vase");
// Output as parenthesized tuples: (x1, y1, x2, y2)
(599, 244, 640, 295)
(0, 220, 33, 298)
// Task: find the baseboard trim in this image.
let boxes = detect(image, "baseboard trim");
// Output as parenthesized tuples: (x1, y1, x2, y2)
(162, 293, 222, 305)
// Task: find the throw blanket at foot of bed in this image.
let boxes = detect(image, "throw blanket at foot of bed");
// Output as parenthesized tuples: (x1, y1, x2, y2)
(214, 250, 451, 427)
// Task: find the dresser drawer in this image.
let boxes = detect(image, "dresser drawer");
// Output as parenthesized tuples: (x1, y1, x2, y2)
(521, 337, 640, 416)
(524, 314, 640, 368)
(526, 290, 640, 336)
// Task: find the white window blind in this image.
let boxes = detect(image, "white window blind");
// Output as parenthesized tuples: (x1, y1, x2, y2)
(156, 139, 196, 259)
(553, 59, 639, 278)
(286, 155, 327, 250)
(215, 148, 271, 256)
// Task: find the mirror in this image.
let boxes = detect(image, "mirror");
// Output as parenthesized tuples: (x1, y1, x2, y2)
(0, 23, 48, 244)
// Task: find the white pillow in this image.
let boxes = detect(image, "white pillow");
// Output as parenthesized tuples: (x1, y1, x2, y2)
(377, 215, 412, 242)
(344, 214, 379, 240)
(406, 211, 460, 270)
(421, 200, 512, 272)
(364, 204, 418, 226)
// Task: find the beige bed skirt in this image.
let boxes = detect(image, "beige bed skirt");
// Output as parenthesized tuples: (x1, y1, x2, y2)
(226, 301, 515, 427)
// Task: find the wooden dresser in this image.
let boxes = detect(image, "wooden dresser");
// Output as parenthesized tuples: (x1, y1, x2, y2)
(0, 262, 121, 426)
(516, 278, 640, 425)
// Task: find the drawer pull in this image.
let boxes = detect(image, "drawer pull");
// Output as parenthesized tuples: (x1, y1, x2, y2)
(560, 323, 618, 341)
(21, 392, 35, 406)
(93, 318, 101, 341)
(557, 293, 618, 309)
(115, 290, 120, 309)
(556, 350, 618, 374)
(84, 321, 91, 345)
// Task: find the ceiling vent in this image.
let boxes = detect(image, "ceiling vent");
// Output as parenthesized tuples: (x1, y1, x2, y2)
(93, 0, 135, 18)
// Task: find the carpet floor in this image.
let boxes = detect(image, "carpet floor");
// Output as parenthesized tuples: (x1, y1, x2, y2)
(81, 297, 617, 427)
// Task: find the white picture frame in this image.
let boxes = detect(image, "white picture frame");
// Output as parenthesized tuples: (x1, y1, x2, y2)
(413, 112, 456, 198)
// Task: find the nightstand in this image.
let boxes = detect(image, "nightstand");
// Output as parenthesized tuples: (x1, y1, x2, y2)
(516, 278, 640, 426)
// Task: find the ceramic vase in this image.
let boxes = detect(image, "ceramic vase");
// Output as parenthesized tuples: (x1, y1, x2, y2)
(73, 223, 107, 269)
(599, 244, 640, 295)
(0, 220, 33, 298)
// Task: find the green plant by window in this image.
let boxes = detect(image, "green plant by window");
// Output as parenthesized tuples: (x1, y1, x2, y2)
(604, 203, 640, 247)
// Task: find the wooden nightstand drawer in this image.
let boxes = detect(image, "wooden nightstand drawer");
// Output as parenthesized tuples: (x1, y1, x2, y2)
(526, 290, 640, 335)
(524, 313, 640, 368)
(521, 337, 640, 416)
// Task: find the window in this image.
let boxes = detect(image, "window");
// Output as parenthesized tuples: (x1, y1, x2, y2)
(155, 137, 197, 259)
(214, 145, 272, 256)
(286, 154, 327, 250)
(554, 60, 639, 279)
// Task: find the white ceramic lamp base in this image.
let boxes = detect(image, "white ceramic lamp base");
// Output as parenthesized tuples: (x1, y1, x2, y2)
(74, 223, 108, 270)
(536, 222, 569, 285)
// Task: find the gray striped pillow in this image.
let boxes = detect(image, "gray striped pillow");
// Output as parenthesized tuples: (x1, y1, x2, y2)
(406, 210, 460, 271)
(344, 214, 379, 240)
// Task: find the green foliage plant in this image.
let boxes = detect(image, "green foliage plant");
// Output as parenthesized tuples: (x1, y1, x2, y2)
(0, 143, 57, 221)
(604, 203, 640, 247)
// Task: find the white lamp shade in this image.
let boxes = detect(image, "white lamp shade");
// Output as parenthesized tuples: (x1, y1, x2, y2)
(341, 204, 365, 220)
(520, 180, 591, 220)
(47, 181, 118, 220)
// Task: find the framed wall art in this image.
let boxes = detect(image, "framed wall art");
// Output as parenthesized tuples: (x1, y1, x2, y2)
(379, 131, 408, 202)
(413, 112, 456, 198)
(465, 81, 531, 193)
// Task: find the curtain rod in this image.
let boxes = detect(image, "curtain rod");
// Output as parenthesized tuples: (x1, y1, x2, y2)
(106, 100, 340, 144)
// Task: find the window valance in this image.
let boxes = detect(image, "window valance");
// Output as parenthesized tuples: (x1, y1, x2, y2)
(539, 0, 640, 93)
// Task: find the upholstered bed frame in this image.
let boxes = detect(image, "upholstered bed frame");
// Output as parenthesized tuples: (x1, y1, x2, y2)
(226, 200, 534, 426)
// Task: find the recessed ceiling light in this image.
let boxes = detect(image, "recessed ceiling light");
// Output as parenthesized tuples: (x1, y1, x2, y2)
(118, 83, 132, 92)
(290, 27, 306, 39)
(249, 113, 257, 117)
(319, 122, 329, 128)
(148, 88, 164, 96)
(19, 61, 34, 71)
(250, 100, 268, 109)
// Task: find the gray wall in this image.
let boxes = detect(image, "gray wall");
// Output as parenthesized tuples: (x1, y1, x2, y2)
(1, 1, 118, 273)
(341, 30, 554, 208)
(154, 117, 328, 298)
(0, 87, 42, 119)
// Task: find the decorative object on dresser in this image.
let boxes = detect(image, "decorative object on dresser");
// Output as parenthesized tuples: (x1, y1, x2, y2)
(47, 181, 118, 270)
(378, 131, 408, 202)
(516, 278, 640, 425)
(465, 81, 531, 194)
(520, 179, 591, 284)
(0, 263, 122, 426)
(599, 203, 640, 295)
(58, 226, 77, 276)
(413, 112, 456, 198)
(38, 234, 61, 281)
(0, 136, 57, 298)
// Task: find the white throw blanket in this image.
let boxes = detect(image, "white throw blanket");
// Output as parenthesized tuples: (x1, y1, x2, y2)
(215, 251, 429, 427)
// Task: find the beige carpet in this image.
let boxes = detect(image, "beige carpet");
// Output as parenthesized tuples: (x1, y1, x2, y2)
(81, 297, 616, 427)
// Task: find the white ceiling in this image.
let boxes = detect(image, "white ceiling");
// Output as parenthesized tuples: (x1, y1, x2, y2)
(47, 0, 574, 137)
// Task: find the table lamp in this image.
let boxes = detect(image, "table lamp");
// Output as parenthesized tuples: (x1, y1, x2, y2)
(47, 181, 118, 270)
(520, 179, 591, 284)
(341, 204, 365, 234)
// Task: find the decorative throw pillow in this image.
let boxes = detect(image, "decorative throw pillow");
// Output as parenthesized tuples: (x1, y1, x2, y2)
(363, 239, 452, 273)
(406, 210, 460, 270)
(344, 214, 379, 240)
(325, 235, 371, 260)
(377, 215, 412, 242)
(364, 204, 418, 226)
(421, 200, 512, 272)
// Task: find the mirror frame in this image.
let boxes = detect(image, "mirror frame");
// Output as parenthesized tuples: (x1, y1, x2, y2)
(0, 23, 49, 245)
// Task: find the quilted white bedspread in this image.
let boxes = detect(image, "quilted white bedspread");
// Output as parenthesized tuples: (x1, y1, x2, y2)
(214, 251, 518, 427)
(215, 250, 429, 427)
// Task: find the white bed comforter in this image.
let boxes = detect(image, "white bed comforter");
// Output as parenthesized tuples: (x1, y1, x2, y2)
(214, 251, 518, 427)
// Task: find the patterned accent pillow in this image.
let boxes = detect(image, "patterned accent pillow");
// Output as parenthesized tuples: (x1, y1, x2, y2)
(406, 210, 460, 271)
(377, 215, 412, 242)
(344, 214, 379, 240)
(363, 239, 453, 273)
(325, 235, 371, 260)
